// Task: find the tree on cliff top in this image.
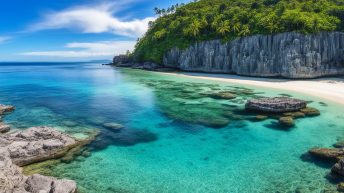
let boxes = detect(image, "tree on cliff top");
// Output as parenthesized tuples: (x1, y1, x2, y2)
(132, 0, 344, 64)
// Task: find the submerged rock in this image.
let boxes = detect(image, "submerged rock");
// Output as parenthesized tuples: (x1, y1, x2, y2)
(308, 148, 344, 162)
(103, 123, 124, 131)
(198, 117, 230, 128)
(25, 174, 76, 193)
(338, 182, 344, 192)
(255, 115, 268, 121)
(245, 97, 307, 113)
(205, 91, 237, 100)
(62, 120, 79, 127)
(334, 141, 344, 148)
(279, 116, 295, 127)
(332, 159, 344, 176)
(300, 107, 321, 117)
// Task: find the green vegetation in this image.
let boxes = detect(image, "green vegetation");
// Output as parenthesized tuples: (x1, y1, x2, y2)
(132, 0, 344, 64)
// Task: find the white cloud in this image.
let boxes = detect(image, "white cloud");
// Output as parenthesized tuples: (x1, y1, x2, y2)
(0, 36, 11, 44)
(27, 2, 155, 37)
(20, 41, 135, 58)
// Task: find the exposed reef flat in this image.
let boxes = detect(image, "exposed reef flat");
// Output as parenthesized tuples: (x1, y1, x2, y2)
(0, 104, 96, 193)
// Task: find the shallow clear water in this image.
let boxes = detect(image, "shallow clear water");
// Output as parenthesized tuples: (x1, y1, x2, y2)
(1, 63, 344, 193)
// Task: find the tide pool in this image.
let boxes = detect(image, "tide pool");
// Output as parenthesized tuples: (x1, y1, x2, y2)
(0, 63, 344, 193)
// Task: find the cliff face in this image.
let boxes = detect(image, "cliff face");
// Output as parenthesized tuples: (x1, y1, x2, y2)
(163, 32, 344, 78)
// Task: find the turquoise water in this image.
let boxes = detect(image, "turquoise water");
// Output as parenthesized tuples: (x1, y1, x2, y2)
(1, 63, 344, 193)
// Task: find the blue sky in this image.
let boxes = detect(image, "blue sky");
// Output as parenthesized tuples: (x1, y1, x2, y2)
(0, 0, 190, 61)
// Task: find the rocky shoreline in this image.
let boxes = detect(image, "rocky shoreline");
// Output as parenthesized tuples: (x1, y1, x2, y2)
(0, 104, 96, 193)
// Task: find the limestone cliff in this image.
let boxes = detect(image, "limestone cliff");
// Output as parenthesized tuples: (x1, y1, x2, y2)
(163, 32, 344, 78)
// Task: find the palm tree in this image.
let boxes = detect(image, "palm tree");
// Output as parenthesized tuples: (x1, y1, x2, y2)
(184, 19, 202, 37)
(190, 19, 202, 37)
(216, 20, 231, 36)
(238, 25, 250, 36)
(153, 7, 159, 15)
(232, 22, 241, 34)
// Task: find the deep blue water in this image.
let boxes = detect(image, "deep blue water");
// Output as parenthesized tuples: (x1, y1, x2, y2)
(1, 62, 344, 193)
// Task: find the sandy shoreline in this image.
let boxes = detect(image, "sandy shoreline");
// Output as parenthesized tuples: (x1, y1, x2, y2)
(163, 72, 344, 105)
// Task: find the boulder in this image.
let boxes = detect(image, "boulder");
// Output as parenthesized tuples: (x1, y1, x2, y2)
(332, 159, 344, 176)
(338, 182, 344, 192)
(279, 116, 294, 127)
(245, 97, 307, 113)
(0, 123, 10, 133)
(103, 123, 124, 132)
(25, 174, 76, 193)
(334, 141, 344, 148)
(283, 112, 305, 119)
(0, 104, 15, 115)
(0, 148, 77, 193)
(308, 148, 344, 162)
(300, 107, 321, 117)
(1, 126, 77, 166)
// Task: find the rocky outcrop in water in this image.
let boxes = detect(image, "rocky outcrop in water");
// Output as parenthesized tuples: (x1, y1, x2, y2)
(0, 127, 78, 193)
(245, 97, 307, 113)
(1, 126, 78, 166)
(0, 104, 14, 115)
(0, 103, 98, 193)
(0, 148, 77, 193)
(113, 55, 131, 65)
(244, 97, 320, 128)
(163, 32, 344, 78)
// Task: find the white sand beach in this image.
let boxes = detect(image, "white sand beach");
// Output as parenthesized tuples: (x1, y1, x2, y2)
(167, 72, 344, 105)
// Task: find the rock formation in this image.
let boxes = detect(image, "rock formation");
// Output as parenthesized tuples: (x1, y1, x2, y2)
(0, 103, 97, 193)
(0, 127, 78, 193)
(245, 97, 307, 113)
(0, 148, 76, 193)
(308, 148, 344, 162)
(163, 32, 344, 78)
(1, 126, 78, 166)
(0, 104, 14, 115)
